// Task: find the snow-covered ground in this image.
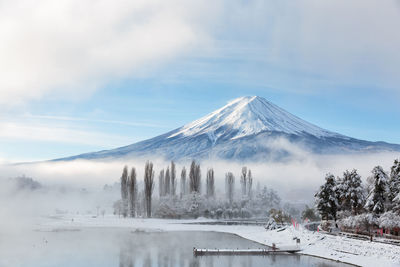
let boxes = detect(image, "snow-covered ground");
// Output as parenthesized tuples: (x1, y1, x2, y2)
(39, 215, 400, 267)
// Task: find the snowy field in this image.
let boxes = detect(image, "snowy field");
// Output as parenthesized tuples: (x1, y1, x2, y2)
(39, 215, 400, 267)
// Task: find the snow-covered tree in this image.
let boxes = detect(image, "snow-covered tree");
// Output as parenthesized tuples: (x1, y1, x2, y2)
(113, 199, 123, 217)
(315, 173, 338, 221)
(195, 164, 201, 193)
(170, 161, 176, 197)
(240, 166, 247, 197)
(206, 168, 215, 199)
(265, 217, 278, 230)
(165, 167, 170, 195)
(225, 172, 235, 205)
(267, 188, 281, 208)
(189, 160, 201, 193)
(337, 169, 364, 215)
(247, 169, 253, 199)
(144, 161, 155, 217)
(339, 213, 377, 233)
(256, 181, 261, 195)
(128, 167, 137, 217)
(301, 205, 319, 222)
(158, 169, 165, 197)
(120, 165, 129, 217)
(180, 167, 187, 197)
(388, 159, 400, 210)
(392, 161, 400, 214)
(365, 166, 388, 215)
(379, 211, 400, 229)
(393, 193, 400, 215)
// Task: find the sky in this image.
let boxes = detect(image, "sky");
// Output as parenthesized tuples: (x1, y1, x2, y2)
(1, 0, 400, 162)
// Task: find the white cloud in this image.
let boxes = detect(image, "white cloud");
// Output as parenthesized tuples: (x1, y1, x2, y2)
(187, 0, 400, 94)
(1, 0, 399, 108)
(24, 113, 166, 128)
(0, 0, 204, 106)
(0, 121, 131, 147)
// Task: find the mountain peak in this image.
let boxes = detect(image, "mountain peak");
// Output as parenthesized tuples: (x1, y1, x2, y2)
(169, 96, 341, 141)
(56, 95, 400, 162)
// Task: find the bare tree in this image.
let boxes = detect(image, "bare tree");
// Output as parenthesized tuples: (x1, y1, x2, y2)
(206, 168, 215, 199)
(247, 169, 253, 199)
(120, 165, 129, 217)
(189, 160, 201, 193)
(256, 181, 261, 195)
(180, 167, 187, 198)
(225, 172, 235, 205)
(144, 161, 155, 217)
(171, 161, 176, 197)
(195, 164, 201, 193)
(165, 167, 171, 195)
(189, 161, 196, 192)
(158, 169, 165, 198)
(128, 167, 137, 217)
(240, 166, 247, 197)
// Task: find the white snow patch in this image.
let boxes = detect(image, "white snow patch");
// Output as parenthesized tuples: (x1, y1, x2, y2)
(169, 96, 343, 140)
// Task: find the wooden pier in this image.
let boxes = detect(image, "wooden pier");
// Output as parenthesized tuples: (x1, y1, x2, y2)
(193, 247, 301, 256)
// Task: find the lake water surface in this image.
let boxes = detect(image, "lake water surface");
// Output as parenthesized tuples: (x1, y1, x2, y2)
(0, 229, 353, 267)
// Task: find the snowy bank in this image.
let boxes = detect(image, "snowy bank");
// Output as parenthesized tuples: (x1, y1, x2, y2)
(40, 215, 400, 267)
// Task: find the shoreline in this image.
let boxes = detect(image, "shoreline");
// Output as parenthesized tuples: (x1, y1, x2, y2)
(39, 215, 399, 267)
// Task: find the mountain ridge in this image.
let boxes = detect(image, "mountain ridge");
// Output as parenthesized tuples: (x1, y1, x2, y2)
(55, 96, 400, 161)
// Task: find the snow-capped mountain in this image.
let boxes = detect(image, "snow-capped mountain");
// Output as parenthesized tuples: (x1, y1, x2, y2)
(58, 96, 400, 161)
(169, 96, 343, 140)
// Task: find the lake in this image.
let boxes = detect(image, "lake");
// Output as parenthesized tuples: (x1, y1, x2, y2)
(0, 229, 353, 266)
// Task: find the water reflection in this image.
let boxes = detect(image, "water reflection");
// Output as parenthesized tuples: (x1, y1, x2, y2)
(117, 231, 350, 267)
(0, 228, 353, 267)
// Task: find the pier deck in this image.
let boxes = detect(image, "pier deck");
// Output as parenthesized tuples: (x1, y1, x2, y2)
(193, 247, 301, 256)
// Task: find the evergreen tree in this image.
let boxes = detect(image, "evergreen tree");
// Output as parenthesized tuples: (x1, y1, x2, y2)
(120, 165, 129, 217)
(388, 159, 400, 209)
(301, 205, 320, 222)
(315, 174, 338, 221)
(365, 166, 388, 215)
(335, 176, 344, 210)
(338, 169, 364, 215)
(393, 193, 400, 215)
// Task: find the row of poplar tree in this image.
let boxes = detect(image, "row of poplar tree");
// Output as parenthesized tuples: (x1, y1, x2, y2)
(119, 160, 255, 218)
(315, 159, 400, 222)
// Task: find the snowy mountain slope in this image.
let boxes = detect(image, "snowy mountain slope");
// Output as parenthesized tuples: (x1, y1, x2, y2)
(169, 96, 343, 140)
(56, 96, 400, 161)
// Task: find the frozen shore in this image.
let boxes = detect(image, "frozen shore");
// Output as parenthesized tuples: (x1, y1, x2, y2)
(40, 215, 400, 267)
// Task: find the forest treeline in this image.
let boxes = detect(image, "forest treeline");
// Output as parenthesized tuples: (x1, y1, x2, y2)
(114, 160, 282, 219)
(315, 159, 400, 232)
